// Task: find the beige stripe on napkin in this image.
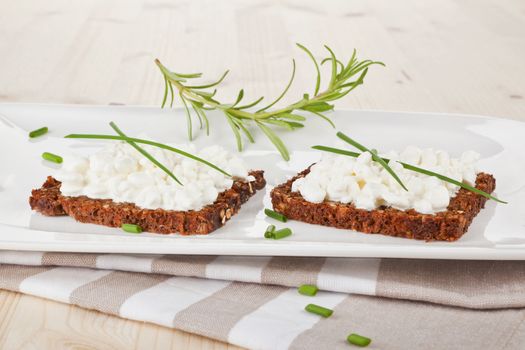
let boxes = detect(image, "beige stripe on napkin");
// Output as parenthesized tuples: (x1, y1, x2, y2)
(376, 259, 525, 309)
(172, 282, 287, 341)
(261, 257, 326, 286)
(41, 252, 99, 268)
(290, 294, 525, 350)
(151, 255, 217, 277)
(0, 265, 50, 291)
(70, 271, 169, 314)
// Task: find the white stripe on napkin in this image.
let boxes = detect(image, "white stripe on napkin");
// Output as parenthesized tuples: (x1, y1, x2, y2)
(119, 276, 230, 327)
(228, 288, 348, 350)
(205, 256, 272, 283)
(0, 250, 44, 265)
(96, 254, 156, 272)
(18, 267, 111, 303)
(317, 258, 381, 295)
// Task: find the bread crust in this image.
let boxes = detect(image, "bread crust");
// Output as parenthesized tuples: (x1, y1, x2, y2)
(30, 171, 266, 235)
(270, 167, 495, 241)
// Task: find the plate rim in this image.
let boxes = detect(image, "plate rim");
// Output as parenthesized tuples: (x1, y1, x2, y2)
(1, 103, 524, 260)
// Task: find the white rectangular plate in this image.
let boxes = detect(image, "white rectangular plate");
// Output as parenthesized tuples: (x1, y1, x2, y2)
(0, 104, 524, 259)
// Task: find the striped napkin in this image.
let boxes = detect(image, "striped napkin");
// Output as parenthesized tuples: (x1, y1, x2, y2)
(1, 251, 525, 349)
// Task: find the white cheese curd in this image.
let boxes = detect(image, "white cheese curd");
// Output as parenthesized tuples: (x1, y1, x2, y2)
(291, 146, 480, 214)
(55, 142, 254, 211)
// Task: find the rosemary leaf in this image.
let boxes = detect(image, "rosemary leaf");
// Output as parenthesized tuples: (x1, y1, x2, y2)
(236, 119, 255, 143)
(324, 45, 338, 88)
(225, 112, 243, 151)
(256, 59, 296, 113)
(285, 121, 304, 129)
(320, 57, 345, 75)
(161, 76, 169, 108)
(296, 43, 321, 95)
(190, 101, 204, 129)
(256, 121, 290, 161)
(236, 96, 264, 110)
(186, 70, 229, 89)
(277, 113, 306, 121)
(232, 89, 245, 108)
(179, 93, 193, 141)
(301, 102, 334, 112)
(191, 101, 210, 135)
(264, 119, 295, 131)
(307, 110, 335, 128)
(168, 81, 175, 107)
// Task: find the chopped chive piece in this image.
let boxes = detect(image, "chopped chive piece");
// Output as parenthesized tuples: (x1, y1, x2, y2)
(298, 284, 318, 296)
(264, 224, 276, 238)
(264, 208, 287, 222)
(121, 223, 143, 234)
(41, 152, 62, 164)
(29, 126, 48, 138)
(347, 333, 371, 347)
(305, 303, 333, 318)
(273, 228, 292, 240)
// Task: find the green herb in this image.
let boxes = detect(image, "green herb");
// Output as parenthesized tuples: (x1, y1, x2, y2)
(298, 284, 318, 296)
(347, 333, 371, 347)
(312, 143, 506, 204)
(400, 162, 506, 203)
(305, 303, 333, 318)
(264, 208, 287, 222)
(336, 132, 408, 191)
(42, 152, 62, 164)
(29, 126, 48, 138)
(272, 228, 292, 240)
(264, 224, 276, 238)
(65, 129, 231, 180)
(121, 223, 143, 234)
(155, 44, 384, 160)
(109, 122, 182, 185)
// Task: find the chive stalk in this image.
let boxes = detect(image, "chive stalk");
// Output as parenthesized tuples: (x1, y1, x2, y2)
(264, 208, 287, 222)
(347, 333, 371, 347)
(272, 228, 292, 240)
(305, 303, 333, 318)
(121, 223, 143, 234)
(29, 126, 48, 138)
(42, 152, 62, 164)
(264, 224, 276, 238)
(298, 284, 318, 296)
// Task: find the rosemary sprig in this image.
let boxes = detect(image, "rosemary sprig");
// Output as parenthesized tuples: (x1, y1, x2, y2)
(65, 125, 231, 184)
(155, 44, 384, 160)
(312, 143, 506, 204)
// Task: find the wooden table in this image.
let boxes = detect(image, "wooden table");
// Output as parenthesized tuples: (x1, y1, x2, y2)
(0, 0, 524, 348)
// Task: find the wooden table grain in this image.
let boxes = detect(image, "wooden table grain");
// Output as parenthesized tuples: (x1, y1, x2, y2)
(0, 0, 524, 348)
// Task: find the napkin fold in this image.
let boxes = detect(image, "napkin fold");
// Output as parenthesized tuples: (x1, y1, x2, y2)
(1, 251, 525, 349)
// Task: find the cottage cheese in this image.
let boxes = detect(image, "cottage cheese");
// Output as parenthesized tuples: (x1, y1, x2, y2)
(55, 142, 253, 211)
(291, 146, 480, 214)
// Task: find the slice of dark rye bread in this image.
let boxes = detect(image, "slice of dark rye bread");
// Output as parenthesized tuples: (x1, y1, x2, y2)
(271, 167, 496, 241)
(29, 170, 266, 235)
